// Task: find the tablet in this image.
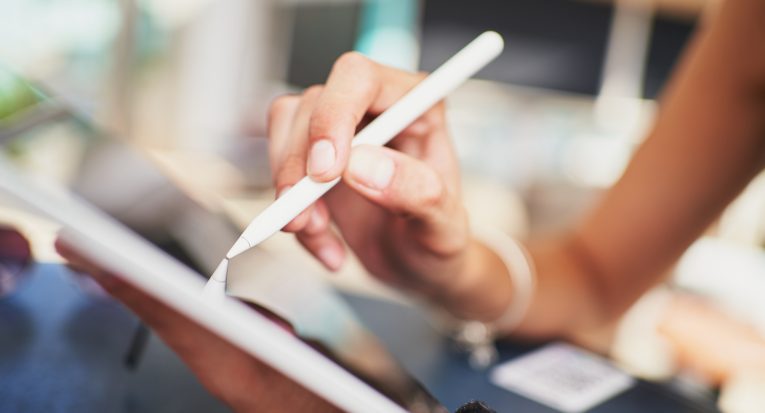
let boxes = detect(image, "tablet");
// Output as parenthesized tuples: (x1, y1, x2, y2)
(0, 71, 445, 413)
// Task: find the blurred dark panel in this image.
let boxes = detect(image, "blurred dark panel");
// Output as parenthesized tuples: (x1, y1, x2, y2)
(285, 1, 694, 98)
(643, 15, 695, 99)
(420, 0, 613, 95)
(286, 3, 361, 88)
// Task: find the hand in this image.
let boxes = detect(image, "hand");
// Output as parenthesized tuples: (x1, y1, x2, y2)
(55, 240, 340, 413)
(268, 53, 512, 320)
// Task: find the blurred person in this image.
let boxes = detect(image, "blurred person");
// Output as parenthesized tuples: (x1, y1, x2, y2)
(58, 0, 765, 411)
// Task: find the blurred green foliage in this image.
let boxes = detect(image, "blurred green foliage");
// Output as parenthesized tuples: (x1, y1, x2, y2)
(0, 69, 40, 122)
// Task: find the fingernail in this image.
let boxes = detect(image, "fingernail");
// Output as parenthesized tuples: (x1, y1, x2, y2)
(317, 247, 343, 270)
(348, 149, 394, 190)
(308, 139, 336, 176)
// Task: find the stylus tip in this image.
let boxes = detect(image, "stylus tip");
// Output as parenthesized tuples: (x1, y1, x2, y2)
(203, 277, 226, 299)
(210, 258, 229, 282)
(226, 237, 251, 259)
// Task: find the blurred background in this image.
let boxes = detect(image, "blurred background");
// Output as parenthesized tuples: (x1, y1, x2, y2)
(2, 0, 765, 411)
(3, 0, 764, 311)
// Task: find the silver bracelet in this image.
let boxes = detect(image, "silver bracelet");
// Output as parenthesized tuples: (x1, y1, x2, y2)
(474, 227, 537, 335)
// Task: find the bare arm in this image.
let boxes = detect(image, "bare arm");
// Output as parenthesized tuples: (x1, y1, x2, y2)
(518, 0, 765, 337)
(264, 0, 765, 339)
(50, 3, 765, 410)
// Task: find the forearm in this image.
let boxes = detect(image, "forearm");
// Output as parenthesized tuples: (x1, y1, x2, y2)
(571, 0, 765, 317)
(438, 0, 765, 338)
(523, 0, 765, 337)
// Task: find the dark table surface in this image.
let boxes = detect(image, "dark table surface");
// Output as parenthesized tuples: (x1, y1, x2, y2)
(0, 263, 719, 412)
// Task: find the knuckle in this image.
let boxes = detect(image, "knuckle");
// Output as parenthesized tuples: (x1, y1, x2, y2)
(419, 110, 444, 132)
(283, 217, 306, 233)
(275, 152, 306, 185)
(431, 100, 447, 117)
(309, 109, 358, 139)
(399, 70, 428, 90)
(418, 186, 444, 212)
(303, 85, 324, 100)
(301, 220, 323, 237)
(413, 170, 446, 211)
(334, 51, 371, 72)
(308, 111, 330, 136)
(267, 95, 297, 124)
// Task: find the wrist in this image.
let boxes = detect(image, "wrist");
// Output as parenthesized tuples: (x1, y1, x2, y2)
(433, 235, 516, 323)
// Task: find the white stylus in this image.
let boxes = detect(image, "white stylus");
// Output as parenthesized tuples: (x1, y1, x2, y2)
(204, 31, 504, 296)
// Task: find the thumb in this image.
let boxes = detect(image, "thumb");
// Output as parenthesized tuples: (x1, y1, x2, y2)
(343, 145, 466, 255)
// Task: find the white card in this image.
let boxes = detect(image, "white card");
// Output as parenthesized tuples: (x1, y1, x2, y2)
(490, 342, 635, 412)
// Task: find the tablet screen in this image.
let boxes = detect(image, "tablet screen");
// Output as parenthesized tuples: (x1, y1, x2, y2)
(0, 69, 446, 413)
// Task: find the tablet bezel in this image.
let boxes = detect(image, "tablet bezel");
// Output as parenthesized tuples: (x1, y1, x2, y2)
(0, 157, 407, 413)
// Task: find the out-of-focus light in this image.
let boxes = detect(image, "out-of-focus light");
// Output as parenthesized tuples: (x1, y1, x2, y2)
(141, 0, 215, 29)
(0, 0, 119, 68)
(717, 173, 765, 245)
(355, 0, 418, 71)
(560, 134, 632, 188)
(674, 237, 765, 335)
(596, 0, 652, 133)
(0, 68, 40, 120)
(356, 27, 417, 71)
(594, 95, 646, 133)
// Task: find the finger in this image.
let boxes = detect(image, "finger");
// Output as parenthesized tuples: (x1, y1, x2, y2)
(57, 241, 156, 308)
(273, 87, 321, 189)
(296, 225, 346, 271)
(389, 106, 461, 190)
(55, 239, 286, 345)
(54, 238, 335, 410)
(342, 145, 466, 255)
(306, 52, 425, 182)
(387, 111, 446, 161)
(57, 239, 240, 342)
(274, 86, 324, 232)
(301, 199, 331, 236)
(55, 239, 120, 288)
(344, 145, 445, 217)
(267, 94, 300, 171)
(277, 185, 312, 233)
(295, 200, 345, 271)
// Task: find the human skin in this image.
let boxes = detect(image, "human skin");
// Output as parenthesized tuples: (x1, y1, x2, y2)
(56, 0, 765, 410)
(55, 241, 341, 412)
(267, 0, 765, 339)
